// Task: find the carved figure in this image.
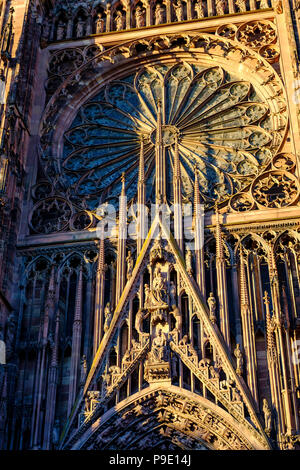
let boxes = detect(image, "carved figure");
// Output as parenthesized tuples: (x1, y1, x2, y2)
(234, 343, 244, 375)
(152, 266, 168, 304)
(194, 0, 205, 18)
(95, 13, 105, 33)
(169, 281, 176, 306)
(103, 302, 112, 333)
(207, 292, 217, 323)
(260, 0, 269, 7)
(216, 0, 226, 15)
(174, 0, 184, 21)
(126, 250, 134, 279)
(76, 17, 85, 37)
(155, 3, 165, 24)
(56, 21, 65, 40)
(185, 248, 193, 275)
(235, 0, 247, 11)
(135, 6, 145, 27)
(170, 305, 181, 332)
(149, 329, 167, 362)
(262, 398, 272, 435)
(115, 10, 125, 31)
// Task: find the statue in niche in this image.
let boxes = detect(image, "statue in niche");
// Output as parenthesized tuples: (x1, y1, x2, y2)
(103, 302, 112, 333)
(150, 235, 163, 263)
(207, 292, 217, 323)
(135, 308, 147, 335)
(115, 10, 125, 31)
(234, 343, 244, 375)
(185, 248, 193, 275)
(135, 6, 146, 27)
(149, 329, 167, 362)
(169, 281, 176, 306)
(152, 266, 168, 304)
(95, 12, 105, 33)
(232, 386, 242, 402)
(170, 305, 182, 331)
(76, 17, 85, 37)
(194, 0, 205, 18)
(56, 21, 65, 40)
(260, 0, 269, 7)
(144, 283, 151, 308)
(174, 0, 184, 21)
(216, 0, 227, 15)
(235, 0, 247, 12)
(155, 3, 165, 24)
(126, 250, 134, 279)
(263, 398, 272, 436)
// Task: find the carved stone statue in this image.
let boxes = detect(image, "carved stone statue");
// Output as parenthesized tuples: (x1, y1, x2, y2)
(262, 398, 272, 436)
(126, 250, 134, 279)
(234, 343, 243, 376)
(194, 0, 205, 18)
(149, 329, 167, 362)
(56, 21, 65, 40)
(135, 308, 147, 335)
(170, 305, 182, 331)
(216, 0, 226, 15)
(103, 302, 112, 333)
(95, 13, 105, 34)
(155, 4, 165, 25)
(135, 6, 145, 28)
(115, 10, 125, 31)
(207, 292, 217, 323)
(232, 386, 242, 402)
(152, 266, 168, 304)
(76, 17, 85, 38)
(235, 0, 247, 12)
(185, 248, 193, 275)
(174, 0, 184, 21)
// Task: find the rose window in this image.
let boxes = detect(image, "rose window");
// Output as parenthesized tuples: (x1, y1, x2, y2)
(62, 62, 277, 211)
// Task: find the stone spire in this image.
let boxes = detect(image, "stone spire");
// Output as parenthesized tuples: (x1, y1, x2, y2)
(155, 99, 166, 204)
(93, 236, 106, 355)
(68, 264, 83, 415)
(215, 206, 230, 348)
(137, 137, 146, 253)
(115, 173, 127, 304)
(193, 167, 205, 298)
(239, 248, 258, 406)
(173, 133, 183, 251)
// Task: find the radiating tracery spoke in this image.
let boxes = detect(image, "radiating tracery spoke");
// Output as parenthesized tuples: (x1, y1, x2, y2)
(62, 62, 276, 210)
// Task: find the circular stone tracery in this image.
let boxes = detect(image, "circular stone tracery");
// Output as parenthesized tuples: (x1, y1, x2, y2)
(58, 62, 281, 212)
(150, 125, 179, 146)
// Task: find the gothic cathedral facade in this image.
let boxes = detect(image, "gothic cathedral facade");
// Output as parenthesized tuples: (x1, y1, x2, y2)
(0, 0, 300, 451)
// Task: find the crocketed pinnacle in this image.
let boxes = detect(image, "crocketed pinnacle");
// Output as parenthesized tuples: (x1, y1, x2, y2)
(239, 248, 249, 307)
